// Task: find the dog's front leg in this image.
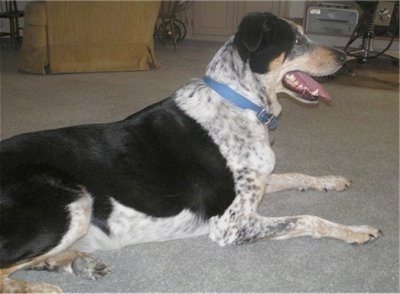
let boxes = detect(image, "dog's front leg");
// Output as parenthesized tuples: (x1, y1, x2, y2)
(209, 213, 381, 246)
(209, 168, 268, 246)
(208, 170, 380, 246)
(266, 173, 351, 194)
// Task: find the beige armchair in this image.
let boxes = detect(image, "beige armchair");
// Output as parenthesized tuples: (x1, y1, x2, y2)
(19, 1, 160, 74)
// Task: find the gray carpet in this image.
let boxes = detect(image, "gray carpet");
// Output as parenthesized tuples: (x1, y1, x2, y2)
(1, 39, 399, 293)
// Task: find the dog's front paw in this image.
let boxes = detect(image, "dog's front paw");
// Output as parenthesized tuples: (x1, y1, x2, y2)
(346, 225, 383, 245)
(314, 176, 352, 192)
(72, 255, 110, 280)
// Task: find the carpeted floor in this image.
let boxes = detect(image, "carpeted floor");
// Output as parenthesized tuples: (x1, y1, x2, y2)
(321, 56, 399, 91)
(1, 39, 399, 293)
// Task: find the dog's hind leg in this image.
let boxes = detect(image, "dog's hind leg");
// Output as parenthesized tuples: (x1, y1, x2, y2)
(1, 252, 108, 293)
(1, 260, 63, 293)
(0, 168, 99, 292)
(266, 173, 352, 194)
(209, 213, 382, 246)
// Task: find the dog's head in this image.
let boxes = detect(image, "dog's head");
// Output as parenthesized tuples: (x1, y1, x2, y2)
(234, 12, 346, 108)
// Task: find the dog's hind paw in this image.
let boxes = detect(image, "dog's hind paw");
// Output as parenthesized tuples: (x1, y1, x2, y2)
(71, 255, 110, 280)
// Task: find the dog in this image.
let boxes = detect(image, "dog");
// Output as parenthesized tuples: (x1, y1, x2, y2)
(0, 12, 381, 293)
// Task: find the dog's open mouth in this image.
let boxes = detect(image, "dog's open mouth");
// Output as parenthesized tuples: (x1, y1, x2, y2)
(282, 71, 331, 103)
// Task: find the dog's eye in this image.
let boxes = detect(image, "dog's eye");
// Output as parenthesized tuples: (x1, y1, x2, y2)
(295, 36, 304, 45)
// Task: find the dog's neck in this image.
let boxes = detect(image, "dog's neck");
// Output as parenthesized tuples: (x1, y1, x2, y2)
(204, 38, 283, 117)
(174, 38, 275, 144)
(203, 76, 277, 130)
(204, 38, 270, 110)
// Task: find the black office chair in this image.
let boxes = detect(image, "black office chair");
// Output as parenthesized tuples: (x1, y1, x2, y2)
(345, 0, 398, 64)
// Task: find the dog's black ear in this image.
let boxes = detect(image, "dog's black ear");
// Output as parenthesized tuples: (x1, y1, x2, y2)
(234, 13, 274, 59)
(235, 12, 296, 74)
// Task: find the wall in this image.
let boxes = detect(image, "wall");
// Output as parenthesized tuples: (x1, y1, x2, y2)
(286, 1, 305, 18)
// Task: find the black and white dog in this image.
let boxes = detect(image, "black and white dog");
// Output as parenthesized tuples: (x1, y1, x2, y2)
(0, 12, 381, 293)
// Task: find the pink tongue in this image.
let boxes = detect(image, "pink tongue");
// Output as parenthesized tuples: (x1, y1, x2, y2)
(292, 71, 331, 101)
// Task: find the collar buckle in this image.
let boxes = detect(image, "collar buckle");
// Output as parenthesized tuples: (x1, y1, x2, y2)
(257, 108, 277, 129)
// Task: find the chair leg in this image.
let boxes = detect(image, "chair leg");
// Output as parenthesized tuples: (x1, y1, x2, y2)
(160, 17, 166, 44)
(9, 16, 16, 45)
(14, 15, 20, 40)
(12, 0, 20, 40)
(169, 18, 177, 51)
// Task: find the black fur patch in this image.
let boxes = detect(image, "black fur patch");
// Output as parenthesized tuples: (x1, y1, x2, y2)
(0, 98, 236, 266)
(234, 12, 295, 74)
(0, 165, 80, 267)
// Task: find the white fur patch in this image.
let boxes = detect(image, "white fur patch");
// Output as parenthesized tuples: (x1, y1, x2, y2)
(72, 198, 209, 251)
(47, 190, 92, 255)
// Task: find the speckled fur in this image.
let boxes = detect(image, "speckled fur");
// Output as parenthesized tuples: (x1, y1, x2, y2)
(174, 16, 381, 247)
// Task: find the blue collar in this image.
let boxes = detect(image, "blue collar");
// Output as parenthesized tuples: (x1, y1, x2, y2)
(203, 76, 277, 129)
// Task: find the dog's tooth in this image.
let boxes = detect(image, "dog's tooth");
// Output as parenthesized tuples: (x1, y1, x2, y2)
(311, 89, 319, 96)
(286, 74, 295, 81)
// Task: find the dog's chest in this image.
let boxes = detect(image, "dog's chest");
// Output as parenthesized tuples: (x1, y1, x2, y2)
(212, 118, 275, 176)
(175, 85, 275, 177)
